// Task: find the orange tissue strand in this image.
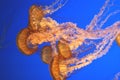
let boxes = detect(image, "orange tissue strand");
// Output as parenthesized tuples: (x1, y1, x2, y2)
(41, 46, 53, 64)
(57, 41, 72, 59)
(29, 5, 44, 31)
(116, 33, 120, 46)
(16, 28, 38, 55)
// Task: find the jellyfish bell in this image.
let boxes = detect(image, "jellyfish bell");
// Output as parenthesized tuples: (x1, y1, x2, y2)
(49, 40, 72, 80)
(16, 28, 38, 55)
(29, 5, 44, 31)
(57, 40, 72, 59)
(50, 55, 67, 80)
(41, 46, 53, 64)
(50, 55, 60, 80)
(116, 33, 120, 46)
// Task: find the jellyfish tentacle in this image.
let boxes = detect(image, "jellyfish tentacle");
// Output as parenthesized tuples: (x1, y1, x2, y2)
(44, 0, 60, 10)
(27, 20, 120, 52)
(113, 72, 120, 80)
(66, 30, 117, 74)
(86, 0, 111, 31)
(85, 21, 120, 39)
(64, 23, 120, 74)
(44, 0, 68, 14)
(98, 10, 120, 28)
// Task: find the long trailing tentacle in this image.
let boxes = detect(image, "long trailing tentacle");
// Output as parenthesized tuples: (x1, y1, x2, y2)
(43, 0, 68, 14)
(67, 30, 118, 74)
(86, 0, 112, 31)
(113, 72, 120, 80)
(45, 0, 60, 9)
(98, 10, 120, 29)
(61, 21, 120, 74)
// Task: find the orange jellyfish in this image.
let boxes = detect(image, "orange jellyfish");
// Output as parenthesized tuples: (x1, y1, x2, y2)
(16, 0, 120, 80)
(41, 46, 53, 64)
(16, 5, 45, 55)
(50, 40, 72, 80)
(57, 40, 72, 59)
(28, 5, 44, 31)
(16, 28, 38, 55)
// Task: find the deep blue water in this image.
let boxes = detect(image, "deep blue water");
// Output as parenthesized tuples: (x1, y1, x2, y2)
(0, 0, 120, 80)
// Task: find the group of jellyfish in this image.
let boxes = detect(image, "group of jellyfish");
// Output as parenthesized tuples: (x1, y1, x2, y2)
(16, 0, 120, 80)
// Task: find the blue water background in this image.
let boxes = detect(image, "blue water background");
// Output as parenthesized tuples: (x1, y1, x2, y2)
(0, 0, 120, 80)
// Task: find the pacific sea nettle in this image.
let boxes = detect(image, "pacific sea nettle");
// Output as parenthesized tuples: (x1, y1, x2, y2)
(16, 0, 120, 80)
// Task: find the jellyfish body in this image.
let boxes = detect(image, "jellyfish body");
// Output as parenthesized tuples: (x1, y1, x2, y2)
(16, 5, 45, 55)
(16, 28, 38, 55)
(50, 55, 65, 80)
(50, 41, 72, 80)
(57, 40, 72, 59)
(29, 5, 44, 31)
(16, 0, 120, 80)
(41, 46, 53, 64)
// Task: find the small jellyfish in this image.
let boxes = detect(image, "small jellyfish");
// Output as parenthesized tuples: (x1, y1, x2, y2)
(16, 28, 38, 55)
(41, 46, 53, 64)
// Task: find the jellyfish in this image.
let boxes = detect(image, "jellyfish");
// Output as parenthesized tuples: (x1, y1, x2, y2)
(16, 28, 38, 55)
(41, 46, 53, 64)
(50, 40, 72, 80)
(16, 0, 120, 80)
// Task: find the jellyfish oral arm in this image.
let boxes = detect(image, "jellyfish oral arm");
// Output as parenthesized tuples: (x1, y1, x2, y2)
(27, 17, 120, 52)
